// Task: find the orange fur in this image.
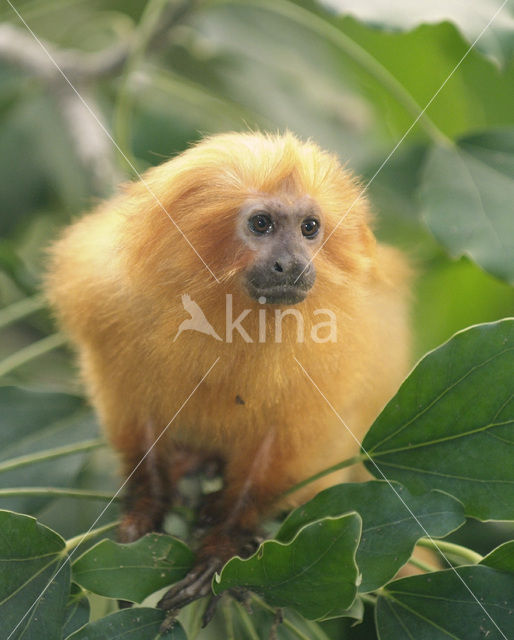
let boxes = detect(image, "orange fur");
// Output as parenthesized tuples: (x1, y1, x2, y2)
(45, 131, 411, 540)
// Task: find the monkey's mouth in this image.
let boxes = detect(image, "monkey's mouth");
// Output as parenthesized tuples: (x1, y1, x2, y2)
(246, 284, 311, 305)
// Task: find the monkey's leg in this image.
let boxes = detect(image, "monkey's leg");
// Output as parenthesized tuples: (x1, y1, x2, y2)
(158, 448, 285, 618)
(157, 515, 261, 627)
(118, 443, 202, 543)
(113, 444, 173, 610)
(118, 446, 172, 544)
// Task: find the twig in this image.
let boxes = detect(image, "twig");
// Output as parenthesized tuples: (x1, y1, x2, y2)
(0, 295, 46, 330)
(0, 1, 197, 82)
(408, 554, 439, 573)
(281, 453, 365, 497)
(417, 538, 483, 565)
(0, 438, 104, 474)
(0, 487, 118, 501)
(0, 332, 67, 377)
(64, 520, 119, 552)
(0, 1, 202, 193)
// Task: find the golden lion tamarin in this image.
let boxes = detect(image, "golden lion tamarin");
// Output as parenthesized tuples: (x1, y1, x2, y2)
(45, 131, 410, 611)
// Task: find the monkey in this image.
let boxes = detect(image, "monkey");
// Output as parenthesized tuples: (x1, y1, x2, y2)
(45, 131, 411, 614)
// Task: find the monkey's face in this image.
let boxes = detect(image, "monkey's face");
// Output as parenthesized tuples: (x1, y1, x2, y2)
(238, 195, 322, 305)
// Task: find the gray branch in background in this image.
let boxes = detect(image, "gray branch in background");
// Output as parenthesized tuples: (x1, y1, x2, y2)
(56, 86, 123, 194)
(0, 0, 198, 194)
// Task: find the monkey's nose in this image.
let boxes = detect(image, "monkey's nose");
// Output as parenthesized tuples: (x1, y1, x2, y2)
(271, 257, 313, 284)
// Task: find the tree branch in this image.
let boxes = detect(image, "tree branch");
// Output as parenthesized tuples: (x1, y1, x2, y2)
(0, 0, 198, 81)
(0, 0, 200, 193)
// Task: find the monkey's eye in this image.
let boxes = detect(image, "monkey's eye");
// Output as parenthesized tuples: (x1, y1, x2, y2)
(249, 214, 273, 235)
(301, 218, 319, 238)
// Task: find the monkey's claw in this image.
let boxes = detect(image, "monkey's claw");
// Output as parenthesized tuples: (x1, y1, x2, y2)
(201, 594, 222, 627)
(157, 557, 222, 612)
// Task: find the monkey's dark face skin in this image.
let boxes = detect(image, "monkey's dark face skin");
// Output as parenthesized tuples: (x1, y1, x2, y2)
(238, 196, 322, 305)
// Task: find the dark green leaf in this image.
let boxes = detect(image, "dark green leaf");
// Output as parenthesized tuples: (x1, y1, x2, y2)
(0, 386, 99, 515)
(325, 0, 514, 66)
(481, 541, 514, 573)
(277, 481, 465, 592)
(214, 513, 361, 620)
(197, 3, 514, 151)
(362, 319, 514, 520)
(0, 387, 83, 450)
(72, 533, 194, 603)
(412, 256, 514, 359)
(421, 130, 514, 283)
(62, 584, 90, 638)
(0, 509, 70, 640)
(376, 566, 514, 640)
(65, 608, 186, 640)
(332, 596, 365, 623)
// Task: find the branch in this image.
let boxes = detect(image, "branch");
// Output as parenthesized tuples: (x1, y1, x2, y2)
(0, 1, 198, 81)
(0, 487, 119, 501)
(56, 86, 124, 192)
(0, 0, 200, 192)
(0, 439, 104, 474)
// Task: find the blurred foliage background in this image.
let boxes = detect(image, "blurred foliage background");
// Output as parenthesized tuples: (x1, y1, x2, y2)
(0, 0, 513, 634)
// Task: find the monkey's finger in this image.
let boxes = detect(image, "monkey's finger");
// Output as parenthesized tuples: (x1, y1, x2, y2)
(201, 594, 222, 627)
(157, 565, 206, 608)
(157, 557, 221, 611)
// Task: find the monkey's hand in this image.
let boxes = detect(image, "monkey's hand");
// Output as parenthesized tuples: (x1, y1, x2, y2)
(157, 528, 261, 629)
(158, 556, 221, 613)
(158, 558, 254, 631)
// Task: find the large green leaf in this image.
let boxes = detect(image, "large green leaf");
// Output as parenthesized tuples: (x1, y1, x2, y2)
(66, 608, 186, 640)
(324, 0, 514, 66)
(362, 319, 514, 520)
(412, 256, 514, 359)
(376, 566, 514, 640)
(62, 584, 90, 639)
(0, 387, 83, 450)
(0, 510, 71, 640)
(481, 540, 514, 573)
(421, 129, 514, 283)
(0, 386, 99, 515)
(194, 1, 514, 153)
(277, 482, 465, 592)
(72, 533, 194, 603)
(214, 513, 361, 620)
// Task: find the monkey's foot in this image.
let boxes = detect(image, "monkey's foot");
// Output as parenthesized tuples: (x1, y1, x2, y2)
(157, 557, 222, 613)
(118, 510, 164, 544)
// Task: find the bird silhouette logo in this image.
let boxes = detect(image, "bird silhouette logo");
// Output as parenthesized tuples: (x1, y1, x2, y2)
(173, 294, 222, 342)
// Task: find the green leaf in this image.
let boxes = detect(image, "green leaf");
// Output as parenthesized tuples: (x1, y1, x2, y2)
(412, 256, 514, 359)
(72, 533, 194, 603)
(277, 481, 465, 592)
(198, 2, 514, 152)
(62, 584, 90, 639)
(324, 0, 514, 67)
(376, 566, 514, 640)
(421, 130, 514, 283)
(0, 387, 83, 451)
(65, 607, 187, 639)
(481, 541, 514, 573)
(0, 386, 99, 515)
(0, 509, 71, 640)
(214, 513, 361, 620)
(362, 319, 514, 520)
